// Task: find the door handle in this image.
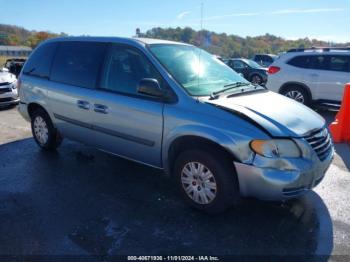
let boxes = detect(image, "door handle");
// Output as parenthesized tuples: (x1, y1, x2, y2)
(94, 104, 108, 114)
(309, 73, 319, 77)
(77, 100, 90, 110)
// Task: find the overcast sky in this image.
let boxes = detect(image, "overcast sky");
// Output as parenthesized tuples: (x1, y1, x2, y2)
(0, 0, 349, 43)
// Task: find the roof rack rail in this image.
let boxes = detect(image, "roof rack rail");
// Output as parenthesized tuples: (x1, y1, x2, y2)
(287, 46, 350, 53)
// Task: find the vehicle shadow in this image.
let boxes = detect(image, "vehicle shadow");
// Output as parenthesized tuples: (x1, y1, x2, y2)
(0, 138, 333, 260)
(315, 108, 337, 126)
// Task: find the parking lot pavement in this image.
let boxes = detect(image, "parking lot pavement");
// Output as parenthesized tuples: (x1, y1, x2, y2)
(0, 106, 349, 259)
(0, 106, 31, 144)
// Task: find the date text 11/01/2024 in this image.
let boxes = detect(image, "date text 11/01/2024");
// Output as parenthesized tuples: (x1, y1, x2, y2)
(127, 256, 220, 261)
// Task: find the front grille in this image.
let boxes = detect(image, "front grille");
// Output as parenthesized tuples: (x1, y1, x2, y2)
(0, 82, 11, 87)
(304, 128, 332, 161)
(0, 87, 12, 94)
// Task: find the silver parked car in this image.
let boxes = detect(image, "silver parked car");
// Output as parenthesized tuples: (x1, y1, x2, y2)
(267, 47, 350, 106)
(0, 67, 19, 107)
(18, 37, 334, 213)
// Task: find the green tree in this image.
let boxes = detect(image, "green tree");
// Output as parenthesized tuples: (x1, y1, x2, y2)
(142, 27, 349, 58)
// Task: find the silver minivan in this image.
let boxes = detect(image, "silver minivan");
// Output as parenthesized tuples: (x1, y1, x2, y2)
(18, 37, 334, 213)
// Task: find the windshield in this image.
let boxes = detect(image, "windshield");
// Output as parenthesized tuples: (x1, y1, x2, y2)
(149, 44, 249, 96)
(244, 59, 263, 69)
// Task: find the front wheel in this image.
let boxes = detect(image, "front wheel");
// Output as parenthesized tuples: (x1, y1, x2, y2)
(173, 149, 240, 214)
(31, 108, 62, 150)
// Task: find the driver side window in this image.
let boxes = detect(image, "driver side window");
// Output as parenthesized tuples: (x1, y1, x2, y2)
(100, 45, 163, 96)
(232, 60, 245, 69)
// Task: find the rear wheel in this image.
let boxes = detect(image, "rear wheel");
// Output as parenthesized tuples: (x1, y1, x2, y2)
(31, 108, 62, 150)
(250, 74, 263, 85)
(281, 86, 311, 105)
(173, 149, 240, 214)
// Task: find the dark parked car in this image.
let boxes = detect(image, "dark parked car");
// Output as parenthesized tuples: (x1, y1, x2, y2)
(4, 58, 26, 77)
(253, 54, 277, 67)
(226, 58, 268, 85)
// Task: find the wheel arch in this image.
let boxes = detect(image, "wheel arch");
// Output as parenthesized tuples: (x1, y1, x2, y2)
(28, 102, 63, 150)
(27, 103, 50, 120)
(165, 135, 240, 176)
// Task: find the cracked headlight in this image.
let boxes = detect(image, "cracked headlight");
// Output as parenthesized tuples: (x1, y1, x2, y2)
(250, 139, 301, 158)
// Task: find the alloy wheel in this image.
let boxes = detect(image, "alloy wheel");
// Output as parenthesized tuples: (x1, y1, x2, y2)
(285, 90, 305, 103)
(251, 75, 262, 85)
(181, 162, 217, 205)
(33, 116, 49, 145)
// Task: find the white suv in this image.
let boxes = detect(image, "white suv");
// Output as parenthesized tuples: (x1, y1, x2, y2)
(267, 47, 350, 106)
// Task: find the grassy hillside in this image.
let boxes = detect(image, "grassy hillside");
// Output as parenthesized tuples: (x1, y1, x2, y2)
(0, 24, 67, 48)
(141, 27, 349, 58)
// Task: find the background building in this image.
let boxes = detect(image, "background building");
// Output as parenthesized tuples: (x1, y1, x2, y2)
(0, 45, 32, 57)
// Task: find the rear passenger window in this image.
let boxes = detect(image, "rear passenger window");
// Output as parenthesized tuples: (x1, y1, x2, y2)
(23, 42, 57, 78)
(329, 56, 350, 72)
(232, 60, 245, 69)
(100, 45, 163, 96)
(309, 56, 327, 70)
(288, 56, 311, 68)
(51, 42, 106, 89)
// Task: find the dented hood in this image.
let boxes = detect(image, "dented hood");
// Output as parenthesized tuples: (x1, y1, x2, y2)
(204, 90, 325, 137)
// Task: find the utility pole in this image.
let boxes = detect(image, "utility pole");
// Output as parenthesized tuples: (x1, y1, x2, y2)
(200, 2, 204, 47)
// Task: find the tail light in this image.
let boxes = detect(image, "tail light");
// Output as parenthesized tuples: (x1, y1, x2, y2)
(268, 66, 281, 74)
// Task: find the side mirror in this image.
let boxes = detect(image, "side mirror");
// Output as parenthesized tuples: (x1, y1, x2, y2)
(137, 78, 163, 98)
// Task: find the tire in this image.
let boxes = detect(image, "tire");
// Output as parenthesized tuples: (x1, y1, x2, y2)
(250, 74, 263, 85)
(281, 86, 311, 105)
(31, 108, 62, 150)
(173, 149, 240, 214)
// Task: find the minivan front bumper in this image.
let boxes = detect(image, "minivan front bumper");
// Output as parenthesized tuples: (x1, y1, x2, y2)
(234, 147, 334, 200)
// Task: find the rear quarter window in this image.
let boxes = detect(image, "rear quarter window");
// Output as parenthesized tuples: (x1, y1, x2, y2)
(329, 56, 350, 72)
(23, 42, 57, 78)
(50, 41, 107, 89)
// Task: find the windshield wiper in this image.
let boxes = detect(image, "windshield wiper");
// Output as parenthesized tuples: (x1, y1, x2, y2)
(210, 82, 251, 99)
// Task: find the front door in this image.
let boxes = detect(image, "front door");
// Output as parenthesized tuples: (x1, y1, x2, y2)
(91, 44, 165, 167)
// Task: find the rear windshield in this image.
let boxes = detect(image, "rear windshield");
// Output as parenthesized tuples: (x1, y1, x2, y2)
(23, 42, 57, 78)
